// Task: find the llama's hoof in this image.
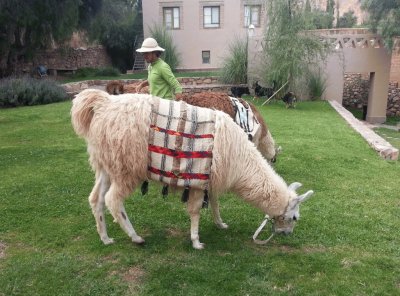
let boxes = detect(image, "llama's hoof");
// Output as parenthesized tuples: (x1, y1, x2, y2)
(132, 236, 145, 245)
(102, 237, 115, 245)
(192, 241, 205, 250)
(217, 222, 229, 229)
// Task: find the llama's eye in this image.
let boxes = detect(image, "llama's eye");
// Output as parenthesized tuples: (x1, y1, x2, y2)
(293, 216, 297, 221)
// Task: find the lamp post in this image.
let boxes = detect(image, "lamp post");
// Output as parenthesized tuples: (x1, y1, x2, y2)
(247, 24, 255, 86)
(248, 24, 255, 38)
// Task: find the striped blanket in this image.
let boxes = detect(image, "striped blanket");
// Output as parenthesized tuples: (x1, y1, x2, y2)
(148, 97, 216, 190)
(230, 97, 260, 141)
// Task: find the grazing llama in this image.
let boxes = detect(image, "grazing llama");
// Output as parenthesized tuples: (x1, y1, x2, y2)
(71, 89, 313, 249)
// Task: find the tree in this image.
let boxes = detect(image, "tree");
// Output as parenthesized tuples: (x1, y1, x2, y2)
(360, 0, 400, 49)
(337, 10, 358, 28)
(262, 0, 330, 92)
(305, 0, 312, 13)
(326, 0, 336, 28)
(86, 0, 143, 72)
(0, 0, 102, 77)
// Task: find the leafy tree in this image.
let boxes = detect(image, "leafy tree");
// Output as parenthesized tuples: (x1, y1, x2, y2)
(337, 10, 358, 28)
(360, 0, 400, 49)
(306, 9, 335, 29)
(326, 0, 336, 28)
(305, 0, 312, 13)
(86, 0, 143, 72)
(262, 0, 330, 91)
(0, 0, 102, 77)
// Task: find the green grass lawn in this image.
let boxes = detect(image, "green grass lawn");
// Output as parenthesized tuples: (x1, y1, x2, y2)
(0, 99, 399, 295)
(374, 127, 400, 151)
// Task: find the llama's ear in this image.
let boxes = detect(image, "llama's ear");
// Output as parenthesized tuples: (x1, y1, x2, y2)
(288, 182, 302, 191)
(297, 190, 314, 203)
(289, 190, 314, 209)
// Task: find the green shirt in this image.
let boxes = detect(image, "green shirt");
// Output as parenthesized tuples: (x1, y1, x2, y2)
(148, 59, 182, 99)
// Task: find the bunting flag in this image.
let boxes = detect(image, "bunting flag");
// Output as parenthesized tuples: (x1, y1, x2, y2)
(147, 97, 216, 190)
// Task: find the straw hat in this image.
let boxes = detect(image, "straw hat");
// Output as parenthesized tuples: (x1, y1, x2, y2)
(136, 38, 165, 53)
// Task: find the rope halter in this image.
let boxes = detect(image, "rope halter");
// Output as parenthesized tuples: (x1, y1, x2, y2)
(252, 214, 275, 245)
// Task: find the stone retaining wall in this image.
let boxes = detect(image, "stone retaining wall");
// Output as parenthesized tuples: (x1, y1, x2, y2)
(387, 81, 400, 117)
(21, 46, 112, 74)
(63, 75, 400, 117)
(342, 73, 400, 116)
(63, 76, 239, 97)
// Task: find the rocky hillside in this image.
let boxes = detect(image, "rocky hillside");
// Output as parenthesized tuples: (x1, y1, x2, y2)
(314, 0, 367, 25)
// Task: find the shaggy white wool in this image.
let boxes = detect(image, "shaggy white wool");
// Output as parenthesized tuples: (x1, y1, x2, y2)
(71, 89, 312, 249)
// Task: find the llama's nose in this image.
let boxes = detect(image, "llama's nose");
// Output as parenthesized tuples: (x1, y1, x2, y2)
(271, 156, 276, 163)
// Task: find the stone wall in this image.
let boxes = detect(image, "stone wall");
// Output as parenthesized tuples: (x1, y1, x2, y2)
(387, 82, 400, 117)
(342, 73, 370, 108)
(343, 73, 400, 117)
(62, 76, 238, 97)
(390, 46, 400, 84)
(22, 46, 112, 74)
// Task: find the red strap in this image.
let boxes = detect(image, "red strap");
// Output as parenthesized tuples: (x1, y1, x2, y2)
(149, 144, 212, 159)
(148, 166, 210, 180)
(151, 125, 214, 139)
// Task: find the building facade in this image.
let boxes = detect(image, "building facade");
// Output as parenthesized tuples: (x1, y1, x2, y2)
(142, 0, 266, 70)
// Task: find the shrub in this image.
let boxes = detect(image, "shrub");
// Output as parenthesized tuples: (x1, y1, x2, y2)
(75, 67, 98, 77)
(0, 77, 69, 108)
(149, 25, 181, 71)
(308, 71, 327, 101)
(95, 67, 120, 77)
(74, 67, 120, 78)
(219, 37, 248, 84)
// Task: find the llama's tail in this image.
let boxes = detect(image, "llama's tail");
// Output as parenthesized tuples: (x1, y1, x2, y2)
(71, 89, 109, 138)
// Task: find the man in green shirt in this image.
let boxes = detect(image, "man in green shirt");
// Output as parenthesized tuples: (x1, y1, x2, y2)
(136, 38, 182, 99)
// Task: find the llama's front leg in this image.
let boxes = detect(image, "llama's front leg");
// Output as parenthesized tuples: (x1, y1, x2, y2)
(209, 195, 228, 229)
(89, 170, 114, 245)
(187, 189, 205, 249)
(105, 183, 145, 244)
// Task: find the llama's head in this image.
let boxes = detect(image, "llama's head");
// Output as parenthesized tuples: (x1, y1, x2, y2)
(269, 145, 282, 164)
(273, 182, 314, 235)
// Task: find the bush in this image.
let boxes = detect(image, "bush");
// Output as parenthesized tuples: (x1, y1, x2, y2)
(219, 37, 248, 84)
(308, 71, 327, 101)
(74, 67, 120, 78)
(75, 67, 98, 77)
(149, 25, 181, 71)
(0, 77, 69, 108)
(95, 67, 120, 76)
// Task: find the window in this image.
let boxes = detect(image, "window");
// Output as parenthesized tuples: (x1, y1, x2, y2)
(244, 5, 261, 27)
(204, 6, 220, 28)
(202, 51, 210, 64)
(163, 7, 180, 29)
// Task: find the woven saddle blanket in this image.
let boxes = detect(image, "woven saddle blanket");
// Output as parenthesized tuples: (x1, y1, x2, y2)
(148, 97, 216, 190)
(230, 97, 260, 140)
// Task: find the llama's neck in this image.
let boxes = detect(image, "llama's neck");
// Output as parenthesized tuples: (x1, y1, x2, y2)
(233, 151, 289, 218)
